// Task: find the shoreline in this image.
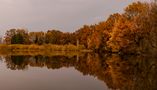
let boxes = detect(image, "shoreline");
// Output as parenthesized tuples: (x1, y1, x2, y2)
(0, 44, 92, 56)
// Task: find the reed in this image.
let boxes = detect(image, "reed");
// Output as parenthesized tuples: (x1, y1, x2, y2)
(0, 44, 91, 56)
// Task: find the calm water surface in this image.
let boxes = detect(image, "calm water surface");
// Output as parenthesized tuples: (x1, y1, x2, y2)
(0, 53, 157, 90)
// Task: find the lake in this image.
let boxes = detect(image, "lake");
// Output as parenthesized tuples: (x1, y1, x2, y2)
(0, 53, 157, 90)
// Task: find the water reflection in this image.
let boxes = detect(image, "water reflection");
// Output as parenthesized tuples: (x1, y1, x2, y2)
(1, 53, 157, 90)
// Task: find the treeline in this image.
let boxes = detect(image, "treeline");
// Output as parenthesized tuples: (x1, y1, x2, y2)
(4, 29, 76, 45)
(3, 1, 157, 54)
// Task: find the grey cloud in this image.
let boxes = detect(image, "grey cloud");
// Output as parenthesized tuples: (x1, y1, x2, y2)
(0, 0, 148, 35)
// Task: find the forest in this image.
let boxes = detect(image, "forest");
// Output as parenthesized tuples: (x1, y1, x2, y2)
(2, 1, 157, 54)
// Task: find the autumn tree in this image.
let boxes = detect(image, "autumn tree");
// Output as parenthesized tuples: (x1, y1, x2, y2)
(29, 32, 37, 44)
(106, 1, 157, 54)
(87, 25, 103, 51)
(75, 25, 92, 48)
(60, 32, 72, 45)
(107, 16, 136, 53)
(124, 1, 149, 19)
(4, 29, 29, 44)
(45, 30, 63, 44)
(29, 32, 45, 45)
(134, 1, 157, 53)
(4, 29, 16, 44)
(35, 32, 45, 45)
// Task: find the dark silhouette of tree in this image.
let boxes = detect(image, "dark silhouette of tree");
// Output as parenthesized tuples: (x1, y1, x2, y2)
(11, 33, 24, 44)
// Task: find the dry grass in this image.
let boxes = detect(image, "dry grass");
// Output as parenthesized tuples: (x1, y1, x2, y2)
(0, 44, 90, 56)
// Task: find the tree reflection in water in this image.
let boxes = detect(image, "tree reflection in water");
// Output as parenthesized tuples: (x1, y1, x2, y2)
(2, 53, 157, 90)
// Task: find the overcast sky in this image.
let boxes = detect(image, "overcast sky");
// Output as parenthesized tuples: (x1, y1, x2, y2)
(0, 0, 150, 35)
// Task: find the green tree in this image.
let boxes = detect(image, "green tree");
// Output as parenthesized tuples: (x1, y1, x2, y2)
(4, 29, 29, 44)
(11, 33, 24, 44)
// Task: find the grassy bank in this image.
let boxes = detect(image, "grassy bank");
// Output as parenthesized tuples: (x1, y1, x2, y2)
(0, 44, 92, 56)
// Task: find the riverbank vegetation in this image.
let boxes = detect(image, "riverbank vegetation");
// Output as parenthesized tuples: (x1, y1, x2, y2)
(0, 44, 89, 56)
(1, 1, 157, 54)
